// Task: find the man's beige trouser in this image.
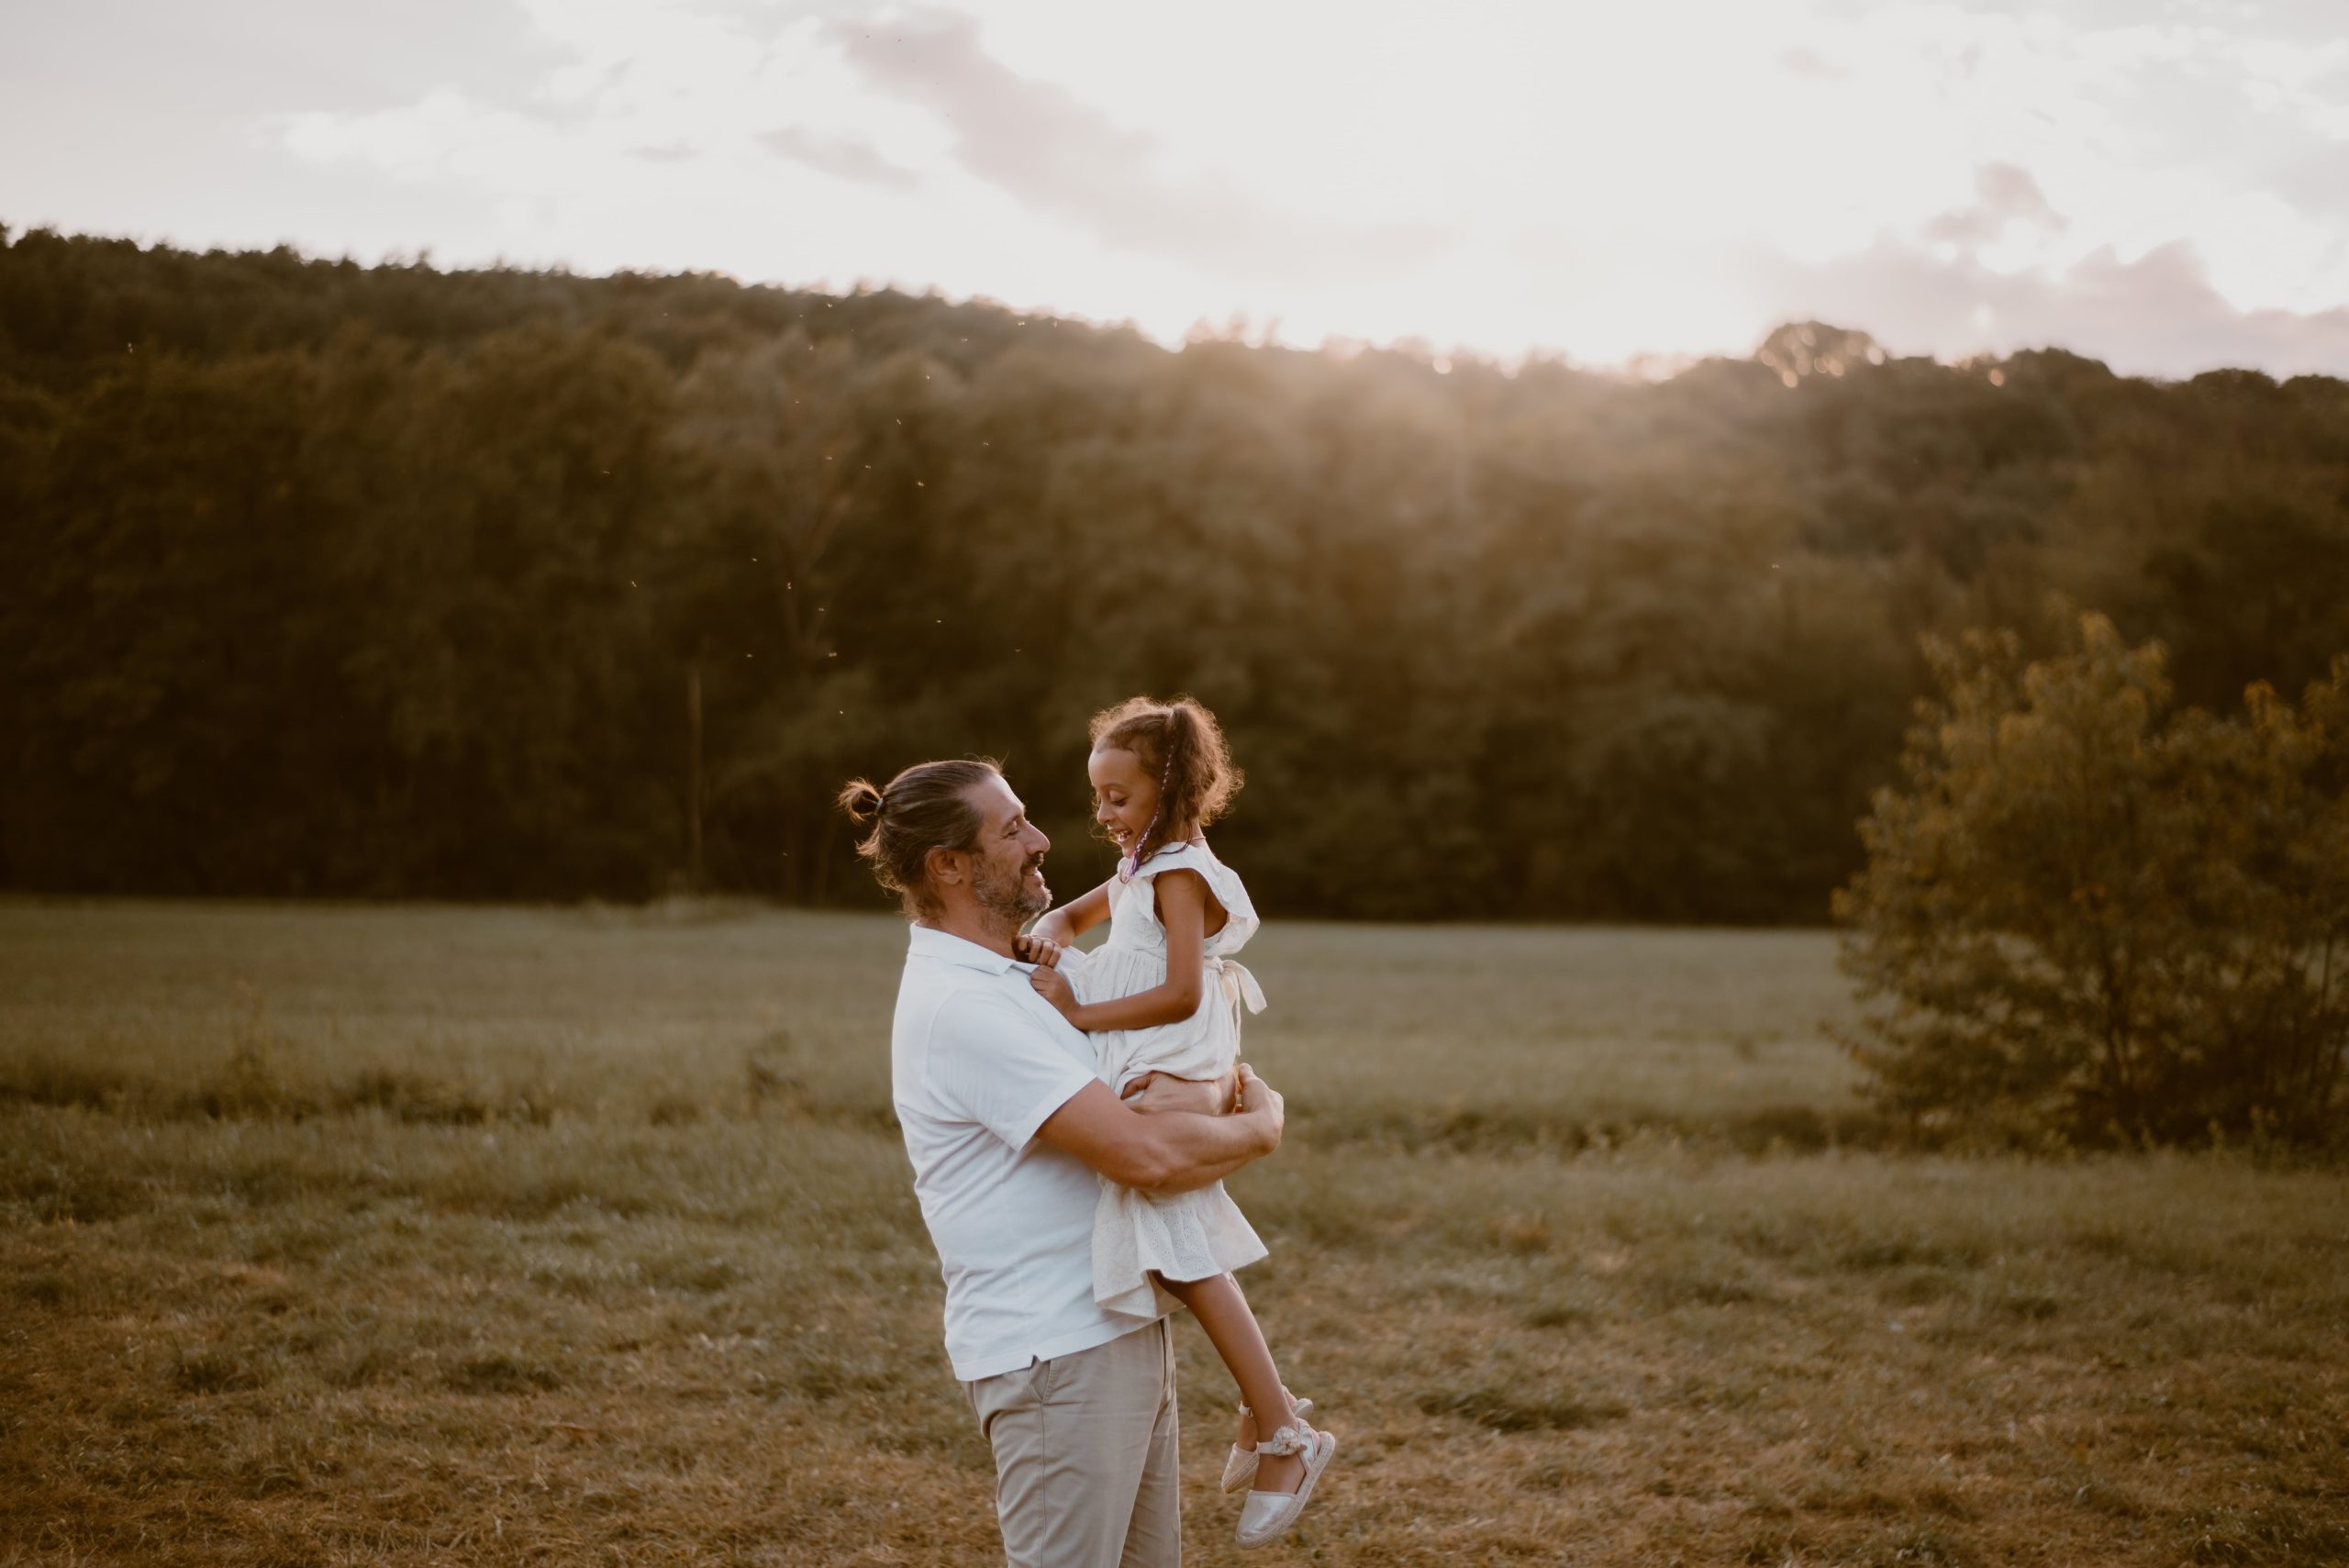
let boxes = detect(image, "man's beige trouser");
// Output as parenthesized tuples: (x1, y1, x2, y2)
(963, 1318, 1181, 1568)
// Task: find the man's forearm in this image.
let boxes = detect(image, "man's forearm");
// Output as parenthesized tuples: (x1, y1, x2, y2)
(1035, 1070, 1285, 1195)
(1137, 1107, 1274, 1195)
(1150, 1142, 1262, 1195)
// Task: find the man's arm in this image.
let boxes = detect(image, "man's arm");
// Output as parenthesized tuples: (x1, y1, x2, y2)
(1035, 1064, 1284, 1195)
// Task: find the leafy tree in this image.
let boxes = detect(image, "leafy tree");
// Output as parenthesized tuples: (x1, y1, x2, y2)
(315, 324, 684, 895)
(1835, 612, 2349, 1146)
(663, 335, 961, 895)
(6, 350, 341, 890)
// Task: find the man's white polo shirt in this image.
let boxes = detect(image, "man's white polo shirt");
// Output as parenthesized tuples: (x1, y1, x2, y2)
(891, 923, 1166, 1381)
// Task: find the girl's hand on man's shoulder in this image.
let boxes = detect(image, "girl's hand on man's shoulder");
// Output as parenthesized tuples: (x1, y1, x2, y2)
(1027, 962, 1076, 1015)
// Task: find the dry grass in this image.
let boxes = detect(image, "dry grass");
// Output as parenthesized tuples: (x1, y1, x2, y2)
(4, 899, 2345, 1566)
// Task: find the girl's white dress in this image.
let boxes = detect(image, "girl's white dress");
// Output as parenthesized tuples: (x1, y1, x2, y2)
(1074, 838, 1271, 1319)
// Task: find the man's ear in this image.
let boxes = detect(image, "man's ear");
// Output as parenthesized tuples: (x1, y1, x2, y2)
(925, 844, 965, 893)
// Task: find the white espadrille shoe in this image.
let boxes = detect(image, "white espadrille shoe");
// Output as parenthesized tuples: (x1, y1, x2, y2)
(1219, 1395, 1314, 1492)
(1234, 1418, 1336, 1550)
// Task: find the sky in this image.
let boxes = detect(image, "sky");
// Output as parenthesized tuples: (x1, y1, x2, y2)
(4, 0, 2347, 378)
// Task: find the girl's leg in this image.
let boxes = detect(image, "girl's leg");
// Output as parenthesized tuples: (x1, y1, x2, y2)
(1153, 1272, 1307, 1494)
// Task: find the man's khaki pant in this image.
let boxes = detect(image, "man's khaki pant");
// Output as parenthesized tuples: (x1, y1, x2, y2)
(964, 1318, 1181, 1568)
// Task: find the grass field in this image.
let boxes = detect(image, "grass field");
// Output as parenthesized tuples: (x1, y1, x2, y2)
(4, 900, 2345, 1566)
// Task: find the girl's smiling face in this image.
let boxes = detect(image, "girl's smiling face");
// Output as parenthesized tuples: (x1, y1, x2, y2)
(1088, 745, 1161, 854)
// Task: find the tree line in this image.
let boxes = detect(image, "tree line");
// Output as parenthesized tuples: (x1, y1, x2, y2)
(5, 225, 2347, 922)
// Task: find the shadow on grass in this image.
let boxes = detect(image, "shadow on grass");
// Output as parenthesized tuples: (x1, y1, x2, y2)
(1415, 1386, 1629, 1433)
(2182, 1502, 2349, 1564)
(1304, 1100, 1898, 1156)
(444, 1351, 563, 1395)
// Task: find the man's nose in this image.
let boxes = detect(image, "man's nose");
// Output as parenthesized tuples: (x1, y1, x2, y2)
(1030, 825, 1052, 854)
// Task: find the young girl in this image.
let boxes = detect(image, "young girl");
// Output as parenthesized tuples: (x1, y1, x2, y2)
(1021, 695, 1336, 1550)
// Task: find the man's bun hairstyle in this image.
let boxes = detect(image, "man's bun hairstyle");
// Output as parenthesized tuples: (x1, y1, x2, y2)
(838, 778, 886, 826)
(837, 759, 1000, 917)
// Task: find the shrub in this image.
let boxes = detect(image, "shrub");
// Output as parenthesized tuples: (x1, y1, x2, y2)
(1834, 612, 2349, 1147)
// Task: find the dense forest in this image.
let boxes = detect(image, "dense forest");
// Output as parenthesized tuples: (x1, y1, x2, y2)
(4, 225, 2346, 921)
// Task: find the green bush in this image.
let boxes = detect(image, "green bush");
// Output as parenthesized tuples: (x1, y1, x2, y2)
(1835, 612, 2349, 1147)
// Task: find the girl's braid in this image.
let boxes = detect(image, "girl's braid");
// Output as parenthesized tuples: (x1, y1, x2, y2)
(1119, 705, 1190, 882)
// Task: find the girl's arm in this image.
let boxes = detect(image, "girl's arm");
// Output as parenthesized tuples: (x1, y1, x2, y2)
(1037, 869, 1215, 1032)
(1030, 878, 1113, 947)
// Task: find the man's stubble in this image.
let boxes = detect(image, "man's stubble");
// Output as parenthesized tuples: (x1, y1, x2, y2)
(972, 849, 1049, 939)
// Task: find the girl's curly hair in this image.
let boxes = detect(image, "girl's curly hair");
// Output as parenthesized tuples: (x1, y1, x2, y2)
(1088, 695, 1242, 866)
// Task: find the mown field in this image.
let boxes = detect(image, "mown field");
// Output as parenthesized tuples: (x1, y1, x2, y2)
(4, 900, 2345, 1567)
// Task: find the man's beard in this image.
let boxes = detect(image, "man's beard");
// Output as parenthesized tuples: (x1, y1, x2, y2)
(973, 849, 1049, 933)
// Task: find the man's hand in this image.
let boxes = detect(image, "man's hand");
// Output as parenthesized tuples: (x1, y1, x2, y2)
(1028, 962, 1076, 1016)
(1119, 1069, 1239, 1116)
(1234, 1063, 1284, 1151)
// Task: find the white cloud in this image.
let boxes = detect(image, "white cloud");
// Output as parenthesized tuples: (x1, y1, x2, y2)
(1756, 234, 2349, 379)
(24, 0, 2343, 375)
(759, 127, 920, 190)
(823, 8, 1453, 284)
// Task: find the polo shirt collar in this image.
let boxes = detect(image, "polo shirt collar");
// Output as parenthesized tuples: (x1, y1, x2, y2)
(907, 922, 1022, 973)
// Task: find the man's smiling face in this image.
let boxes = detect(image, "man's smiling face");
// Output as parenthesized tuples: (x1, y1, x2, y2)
(964, 773, 1052, 931)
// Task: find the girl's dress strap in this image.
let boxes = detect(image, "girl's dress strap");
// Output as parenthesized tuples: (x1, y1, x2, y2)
(1128, 840, 1201, 880)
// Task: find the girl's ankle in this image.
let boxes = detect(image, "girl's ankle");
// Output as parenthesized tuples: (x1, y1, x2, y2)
(1252, 1450, 1307, 1494)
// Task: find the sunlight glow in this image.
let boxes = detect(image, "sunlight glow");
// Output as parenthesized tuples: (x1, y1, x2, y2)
(8, 0, 2346, 376)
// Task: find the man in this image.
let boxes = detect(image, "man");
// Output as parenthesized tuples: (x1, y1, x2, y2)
(839, 757, 1286, 1567)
